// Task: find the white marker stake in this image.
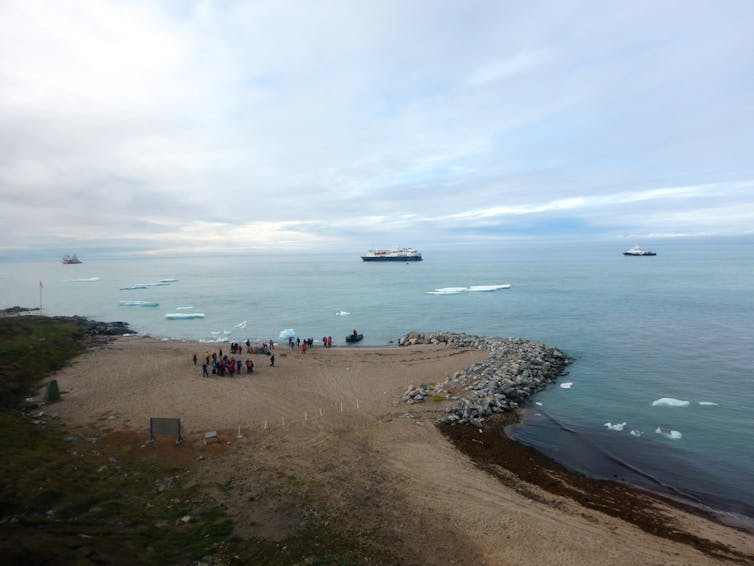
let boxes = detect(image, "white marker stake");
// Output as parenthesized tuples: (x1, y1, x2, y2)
(304, 411, 308, 421)
(356, 399, 360, 409)
(340, 402, 343, 413)
(237, 425, 243, 438)
(319, 408, 323, 417)
(264, 419, 267, 430)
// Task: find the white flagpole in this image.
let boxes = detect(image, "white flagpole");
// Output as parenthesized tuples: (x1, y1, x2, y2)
(39, 280, 43, 311)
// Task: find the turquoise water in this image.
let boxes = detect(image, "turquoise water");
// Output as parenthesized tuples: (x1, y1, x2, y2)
(2, 240, 753, 521)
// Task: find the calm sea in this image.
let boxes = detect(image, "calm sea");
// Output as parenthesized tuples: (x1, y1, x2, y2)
(2, 240, 752, 523)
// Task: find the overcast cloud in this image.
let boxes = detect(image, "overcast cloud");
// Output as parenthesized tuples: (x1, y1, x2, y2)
(1, 0, 753, 256)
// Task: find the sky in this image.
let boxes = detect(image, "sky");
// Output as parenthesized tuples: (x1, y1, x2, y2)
(1, 0, 753, 256)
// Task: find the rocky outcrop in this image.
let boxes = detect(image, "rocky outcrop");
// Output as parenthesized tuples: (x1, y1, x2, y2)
(48, 316, 132, 337)
(399, 331, 571, 427)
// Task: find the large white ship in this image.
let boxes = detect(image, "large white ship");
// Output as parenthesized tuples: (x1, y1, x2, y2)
(361, 247, 423, 262)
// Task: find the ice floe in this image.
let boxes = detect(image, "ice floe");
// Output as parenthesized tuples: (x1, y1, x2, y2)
(467, 284, 512, 292)
(279, 328, 296, 339)
(234, 320, 247, 328)
(426, 284, 510, 295)
(120, 284, 148, 290)
(67, 277, 101, 282)
(559, 382, 573, 389)
(535, 401, 543, 406)
(698, 401, 719, 406)
(630, 429, 642, 437)
(652, 397, 690, 407)
(604, 422, 627, 431)
(159, 278, 178, 283)
(175, 306, 194, 310)
(165, 313, 205, 319)
(655, 427, 682, 440)
(336, 311, 351, 316)
(119, 300, 159, 307)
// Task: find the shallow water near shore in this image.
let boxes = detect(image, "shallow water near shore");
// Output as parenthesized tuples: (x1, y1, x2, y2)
(2, 239, 753, 522)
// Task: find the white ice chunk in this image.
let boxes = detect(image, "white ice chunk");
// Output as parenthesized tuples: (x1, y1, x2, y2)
(176, 306, 194, 310)
(604, 422, 627, 431)
(630, 429, 642, 437)
(234, 321, 247, 328)
(698, 401, 719, 406)
(164, 313, 205, 319)
(119, 300, 159, 307)
(466, 284, 511, 292)
(655, 427, 682, 440)
(336, 311, 351, 316)
(279, 328, 296, 339)
(69, 277, 100, 282)
(535, 401, 543, 406)
(652, 398, 690, 407)
(159, 278, 178, 283)
(560, 382, 573, 389)
(426, 287, 467, 295)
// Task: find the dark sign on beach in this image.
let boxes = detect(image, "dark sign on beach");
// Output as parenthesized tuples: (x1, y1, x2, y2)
(148, 417, 183, 445)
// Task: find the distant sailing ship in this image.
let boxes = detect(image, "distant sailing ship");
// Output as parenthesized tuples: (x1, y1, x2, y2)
(62, 253, 82, 264)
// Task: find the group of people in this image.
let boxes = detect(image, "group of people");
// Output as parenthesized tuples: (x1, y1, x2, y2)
(193, 346, 275, 378)
(288, 336, 334, 353)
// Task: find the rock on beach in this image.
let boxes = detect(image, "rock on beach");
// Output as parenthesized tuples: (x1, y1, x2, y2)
(399, 331, 571, 427)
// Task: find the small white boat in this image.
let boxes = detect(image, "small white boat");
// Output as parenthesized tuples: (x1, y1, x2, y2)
(623, 245, 656, 256)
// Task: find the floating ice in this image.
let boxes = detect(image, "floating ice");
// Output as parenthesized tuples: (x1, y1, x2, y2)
(120, 284, 147, 290)
(234, 321, 247, 328)
(210, 330, 221, 335)
(159, 278, 178, 283)
(698, 401, 719, 406)
(426, 287, 468, 295)
(136, 282, 169, 287)
(652, 398, 690, 407)
(655, 427, 682, 440)
(336, 311, 351, 316)
(279, 328, 296, 339)
(466, 284, 511, 292)
(165, 313, 205, 319)
(119, 300, 159, 307)
(68, 277, 100, 282)
(630, 429, 642, 437)
(175, 306, 194, 310)
(604, 422, 627, 431)
(560, 382, 573, 389)
(427, 284, 511, 294)
(535, 401, 543, 406)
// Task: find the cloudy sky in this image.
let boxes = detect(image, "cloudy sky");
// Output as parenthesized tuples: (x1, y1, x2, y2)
(1, 0, 753, 256)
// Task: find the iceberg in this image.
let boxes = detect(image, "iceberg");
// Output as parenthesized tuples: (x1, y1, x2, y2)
(630, 429, 642, 437)
(652, 398, 690, 407)
(279, 328, 296, 339)
(165, 313, 205, 320)
(119, 300, 159, 307)
(560, 382, 573, 389)
(604, 422, 627, 431)
(698, 401, 719, 406)
(466, 284, 511, 292)
(655, 427, 682, 440)
(336, 311, 351, 316)
(426, 287, 468, 295)
(159, 278, 178, 283)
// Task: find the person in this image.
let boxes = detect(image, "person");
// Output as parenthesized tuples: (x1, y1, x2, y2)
(192, 353, 197, 365)
(246, 359, 253, 374)
(269, 354, 275, 367)
(352, 328, 358, 336)
(202, 362, 209, 377)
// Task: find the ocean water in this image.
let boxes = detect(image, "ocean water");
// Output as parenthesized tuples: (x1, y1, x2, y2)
(2, 240, 753, 523)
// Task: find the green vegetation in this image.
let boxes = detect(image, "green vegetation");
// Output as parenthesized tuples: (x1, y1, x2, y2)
(0, 316, 399, 565)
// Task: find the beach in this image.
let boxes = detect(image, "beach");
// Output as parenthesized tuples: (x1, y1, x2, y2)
(45, 336, 753, 565)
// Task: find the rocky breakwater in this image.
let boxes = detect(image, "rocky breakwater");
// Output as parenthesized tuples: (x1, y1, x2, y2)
(399, 331, 571, 427)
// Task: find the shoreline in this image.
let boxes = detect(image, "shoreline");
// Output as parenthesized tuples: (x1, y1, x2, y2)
(31, 325, 754, 563)
(440, 413, 753, 563)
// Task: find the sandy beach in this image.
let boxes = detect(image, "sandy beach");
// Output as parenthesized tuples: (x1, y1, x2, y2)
(46, 336, 753, 565)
